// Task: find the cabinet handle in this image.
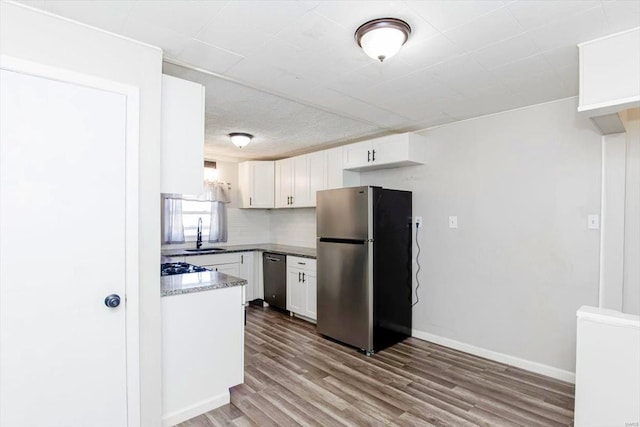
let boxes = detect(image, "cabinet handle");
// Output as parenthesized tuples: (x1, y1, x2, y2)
(298, 272, 301, 282)
(367, 150, 371, 162)
(249, 197, 252, 206)
(372, 149, 376, 162)
(302, 272, 306, 283)
(241, 254, 244, 264)
(297, 262, 306, 265)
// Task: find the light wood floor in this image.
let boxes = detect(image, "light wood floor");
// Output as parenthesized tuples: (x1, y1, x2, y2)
(178, 305, 575, 427)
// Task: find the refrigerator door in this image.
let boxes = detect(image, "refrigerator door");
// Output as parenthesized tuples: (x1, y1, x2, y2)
(317, 187, 371, 240)
(317, 239, 373, 351)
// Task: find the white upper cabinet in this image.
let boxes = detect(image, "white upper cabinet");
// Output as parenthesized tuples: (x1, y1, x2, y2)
(307, 151, 326, 205)
(342, 140, 372, 170)
(343, 132, 426, 171)
(238, 161, 275, 208)
(578, 28, 640, 116)
(325, 147, 360, 190)
(275, 158, 293, 208)
(161, 74, 205, 195)
(275, 152, 326, 208)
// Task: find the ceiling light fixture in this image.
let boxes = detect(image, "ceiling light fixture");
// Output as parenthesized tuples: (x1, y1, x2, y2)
(228, 132, 253, 148)
(355, 18, 411, 62)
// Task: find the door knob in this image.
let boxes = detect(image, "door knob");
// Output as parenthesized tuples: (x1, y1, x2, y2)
(104, 294, 121, 308)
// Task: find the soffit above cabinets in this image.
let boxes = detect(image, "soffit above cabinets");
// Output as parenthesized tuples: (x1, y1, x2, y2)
(18, 0, 640, 160)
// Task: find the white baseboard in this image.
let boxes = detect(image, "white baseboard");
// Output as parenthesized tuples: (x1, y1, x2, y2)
(162, 391, 230, 427)
(411, 329, 576, 384)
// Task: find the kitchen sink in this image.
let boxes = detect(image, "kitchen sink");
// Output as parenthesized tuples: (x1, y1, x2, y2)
(184, 248, 227, 253)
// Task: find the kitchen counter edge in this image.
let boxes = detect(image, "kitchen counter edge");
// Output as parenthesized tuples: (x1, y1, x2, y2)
(162, 243, 316, 259)
(161, 271, 247, 297)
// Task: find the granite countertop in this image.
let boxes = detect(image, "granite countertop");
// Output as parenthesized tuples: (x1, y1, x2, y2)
(162, 243, 316, 259)
(161, 270, 246, 297)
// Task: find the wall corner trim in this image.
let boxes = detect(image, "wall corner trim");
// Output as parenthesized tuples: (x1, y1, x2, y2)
(411, 329, 576, 384)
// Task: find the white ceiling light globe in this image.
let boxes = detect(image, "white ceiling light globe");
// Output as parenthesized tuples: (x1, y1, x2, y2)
(355, 18, 411, 63)
(360, 27, 407, 62)
(229, 133, 253, 148)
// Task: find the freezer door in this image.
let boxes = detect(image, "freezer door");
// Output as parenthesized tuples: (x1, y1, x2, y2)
(316, 187, 370, 240)
(317, 239, 373, 351)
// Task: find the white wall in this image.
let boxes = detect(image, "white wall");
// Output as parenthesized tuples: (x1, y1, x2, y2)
(599, 132, 627, 310)
(359, 97, 602, 375)
(0, 3, 163, 425)
(621, 108, 640, 315)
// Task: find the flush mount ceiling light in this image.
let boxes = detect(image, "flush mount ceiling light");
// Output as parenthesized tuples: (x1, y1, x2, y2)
(355, 18, 411, 62)
(228, 132, 253, 148)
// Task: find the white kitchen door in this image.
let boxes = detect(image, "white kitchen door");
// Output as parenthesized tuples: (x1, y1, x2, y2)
(0, 68, 131, 426)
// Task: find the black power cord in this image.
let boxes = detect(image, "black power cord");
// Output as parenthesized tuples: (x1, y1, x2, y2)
(412, 222, 421, 307)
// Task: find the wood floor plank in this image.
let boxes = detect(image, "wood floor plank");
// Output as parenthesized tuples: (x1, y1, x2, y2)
(178, 305, 575, 427)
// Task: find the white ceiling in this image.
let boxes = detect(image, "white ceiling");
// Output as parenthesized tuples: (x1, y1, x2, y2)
(18, 0, 640, 160)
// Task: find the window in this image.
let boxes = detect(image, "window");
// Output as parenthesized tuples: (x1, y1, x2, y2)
(182, 200, 212, 240)
(162, 196, 228, 244)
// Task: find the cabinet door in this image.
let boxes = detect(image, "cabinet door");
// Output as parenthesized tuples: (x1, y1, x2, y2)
(215, 263, 240, 277)
(307, 151, 326, 207)
(275, 158, 292, 208)
(371, 134, 406, 166)
(238, 252, 254, 303)
(304, 271, 317, 320)
(237, 162, 251, 208)
(161, 75, 204, 195)
(326, 147, 343, 190)
(286, 267, 305, 314)
(343, 140, 371, 169)
(292, 155, 309, 207)
(250, 162, 275, 208)
(326, 147, 359, 190)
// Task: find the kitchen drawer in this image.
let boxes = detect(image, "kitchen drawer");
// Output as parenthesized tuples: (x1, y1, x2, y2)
(288, 256, 316, 271)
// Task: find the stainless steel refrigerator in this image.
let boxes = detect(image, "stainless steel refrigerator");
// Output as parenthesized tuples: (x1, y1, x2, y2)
(316, 186, 412, 355)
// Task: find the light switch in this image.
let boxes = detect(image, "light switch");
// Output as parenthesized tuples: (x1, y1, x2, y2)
(587, 214, 600, 230)
(448, 216, 458, 229)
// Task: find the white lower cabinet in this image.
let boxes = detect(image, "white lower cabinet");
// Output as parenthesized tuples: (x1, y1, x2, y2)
(187, 253, 240, 274)
(237, 251, 259, 303)
(188, 252, 260, 303)
(215, 263, 240, 277)
(286, 256, 317, 321)
(162, 286, 244, 426)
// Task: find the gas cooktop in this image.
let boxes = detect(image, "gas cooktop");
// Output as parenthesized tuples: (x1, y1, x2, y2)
(161, 262, 209, 276)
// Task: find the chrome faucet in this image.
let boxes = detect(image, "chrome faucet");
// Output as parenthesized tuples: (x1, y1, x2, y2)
(196, 217, 203, 249)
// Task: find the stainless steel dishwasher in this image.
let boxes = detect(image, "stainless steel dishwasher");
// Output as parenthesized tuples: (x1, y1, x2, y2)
(262, 252, 286, 310)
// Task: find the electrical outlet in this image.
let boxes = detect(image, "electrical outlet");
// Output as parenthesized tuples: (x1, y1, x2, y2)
(415, 216, 423, 228)
(448, 216, 458, 229)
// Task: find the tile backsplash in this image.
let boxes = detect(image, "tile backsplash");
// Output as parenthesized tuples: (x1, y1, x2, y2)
(269, 208, 316, 248)
(161, 207, 316, 249)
